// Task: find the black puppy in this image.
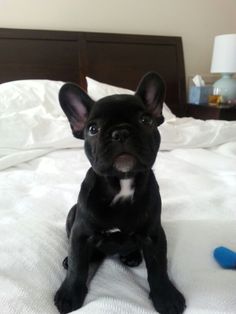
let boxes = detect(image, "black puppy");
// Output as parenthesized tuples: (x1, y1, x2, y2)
(54, 72, 186, 314)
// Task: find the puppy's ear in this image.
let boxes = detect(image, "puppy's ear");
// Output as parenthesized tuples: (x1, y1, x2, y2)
(135, 72, 165, 125)
(59, 83, 94, 139)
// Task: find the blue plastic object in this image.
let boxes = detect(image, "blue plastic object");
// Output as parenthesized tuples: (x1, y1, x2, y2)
(213, 246, 236, 269)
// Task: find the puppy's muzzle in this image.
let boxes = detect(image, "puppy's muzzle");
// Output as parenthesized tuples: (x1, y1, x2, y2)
(114, 154, 135, 172)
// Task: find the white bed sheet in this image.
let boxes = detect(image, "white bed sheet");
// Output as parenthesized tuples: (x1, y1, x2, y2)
(1, 79, 236, 313)
(0, 141, 236, 314)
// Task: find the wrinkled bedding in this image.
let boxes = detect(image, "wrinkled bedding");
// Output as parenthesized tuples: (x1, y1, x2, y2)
(0, 80, 236, 313)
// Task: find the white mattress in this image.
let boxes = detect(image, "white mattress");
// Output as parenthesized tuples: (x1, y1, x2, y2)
(1, 80, 236, 313)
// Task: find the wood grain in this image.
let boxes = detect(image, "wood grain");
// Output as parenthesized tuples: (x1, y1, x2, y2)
(0, 28, 186, 116)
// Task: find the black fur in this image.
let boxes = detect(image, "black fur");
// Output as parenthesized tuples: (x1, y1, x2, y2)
(54, 72, 186, 314)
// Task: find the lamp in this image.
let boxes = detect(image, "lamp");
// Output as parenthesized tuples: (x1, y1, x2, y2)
(211, 34, 236, 103)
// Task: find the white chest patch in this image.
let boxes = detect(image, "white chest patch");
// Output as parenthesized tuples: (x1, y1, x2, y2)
(106, 228, 121, 233)
(112, 179, 134, 204)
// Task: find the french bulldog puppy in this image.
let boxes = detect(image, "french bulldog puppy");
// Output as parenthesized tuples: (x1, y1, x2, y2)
(54, 72, 186, 314)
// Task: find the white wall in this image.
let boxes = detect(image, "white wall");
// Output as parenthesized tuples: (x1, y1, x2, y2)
(0, 0, 235, 79)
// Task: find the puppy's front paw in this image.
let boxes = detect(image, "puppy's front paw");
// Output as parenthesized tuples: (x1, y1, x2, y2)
(54, 279, 87, 314)
(150, 281, 186, 314)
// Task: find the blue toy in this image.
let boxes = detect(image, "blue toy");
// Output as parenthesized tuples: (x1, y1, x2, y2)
(213, 246, 236, 269)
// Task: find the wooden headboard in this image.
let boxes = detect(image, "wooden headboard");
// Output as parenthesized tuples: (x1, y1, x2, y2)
(0, 28, 186, 116)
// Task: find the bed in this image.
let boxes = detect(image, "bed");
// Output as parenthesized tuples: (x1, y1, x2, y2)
(0, 28, 236, 314)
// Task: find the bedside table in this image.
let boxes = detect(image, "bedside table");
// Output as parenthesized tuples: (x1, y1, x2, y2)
(187, 104, 236, 121)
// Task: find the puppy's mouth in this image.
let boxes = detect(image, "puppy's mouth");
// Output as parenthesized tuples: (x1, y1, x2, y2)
(113, 154, 136, 173)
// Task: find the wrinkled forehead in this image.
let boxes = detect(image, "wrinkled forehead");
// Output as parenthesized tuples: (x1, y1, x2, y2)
(89, 95, 145, 121)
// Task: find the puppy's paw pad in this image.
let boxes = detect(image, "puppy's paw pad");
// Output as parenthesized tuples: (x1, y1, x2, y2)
(120, 251, 142, 267)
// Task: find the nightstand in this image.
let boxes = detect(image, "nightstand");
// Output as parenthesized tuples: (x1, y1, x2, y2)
(187, 104, 236, 121)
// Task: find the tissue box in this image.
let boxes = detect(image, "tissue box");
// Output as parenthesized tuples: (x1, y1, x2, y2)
(188, 86, 213, 104)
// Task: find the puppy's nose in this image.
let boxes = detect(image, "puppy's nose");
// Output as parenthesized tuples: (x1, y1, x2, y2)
(111, 129, 130, 143)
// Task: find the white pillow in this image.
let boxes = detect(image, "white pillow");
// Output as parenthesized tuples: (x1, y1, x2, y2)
(0, 80, 82, 170)
(0, 80, 71, 149)
(86, 76, 176, 121)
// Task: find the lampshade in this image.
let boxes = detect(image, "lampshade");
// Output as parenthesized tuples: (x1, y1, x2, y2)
(211, 34, 236, 73)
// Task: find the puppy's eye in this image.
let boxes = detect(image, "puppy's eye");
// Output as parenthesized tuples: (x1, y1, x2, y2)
(139, 114, 153, 126)
(88, 123, 99, 136)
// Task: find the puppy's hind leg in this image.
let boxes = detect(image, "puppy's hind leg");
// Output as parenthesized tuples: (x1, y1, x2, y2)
(62, 204, 77, 269)
(66, 204, 77, 238)
(63, 247, 105, 270)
